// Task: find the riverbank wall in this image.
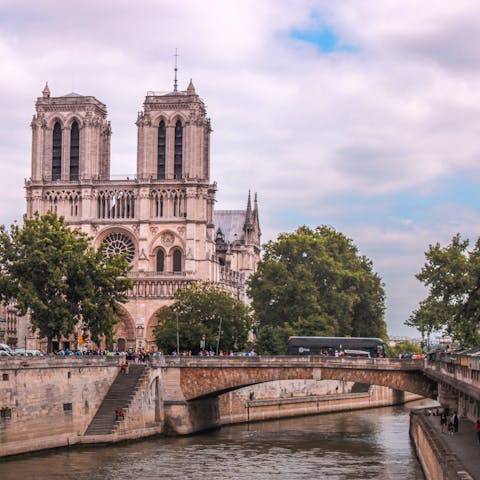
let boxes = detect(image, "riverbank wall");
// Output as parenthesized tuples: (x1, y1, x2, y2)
(0, 357, 120, 457)
(409, 410, 474, 480)
(220, 381, 420, 425)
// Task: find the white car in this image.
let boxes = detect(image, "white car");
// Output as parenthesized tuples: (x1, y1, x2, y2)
(0, 343, 14, 355)
(14, 349, 42, 356)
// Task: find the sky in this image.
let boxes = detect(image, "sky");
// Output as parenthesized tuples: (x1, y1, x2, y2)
(1, 0, 480, 338)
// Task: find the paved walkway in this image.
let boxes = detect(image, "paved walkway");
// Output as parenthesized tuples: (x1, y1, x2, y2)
(423, 412, 480, 479)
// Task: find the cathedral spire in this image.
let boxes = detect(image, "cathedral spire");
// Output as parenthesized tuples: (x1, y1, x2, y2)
(246, 190, 252, 221)
(253, 192, 261, 239)
(244, 190, 254, 237)
(173, 48, 179, 93)
(42, 82, 50, 98)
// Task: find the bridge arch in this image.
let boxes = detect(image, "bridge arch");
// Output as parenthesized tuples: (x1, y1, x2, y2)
(160, 357, 437, 401)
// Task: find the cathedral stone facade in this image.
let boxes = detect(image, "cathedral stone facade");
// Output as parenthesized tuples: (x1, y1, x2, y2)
(20, 80, 261, 352)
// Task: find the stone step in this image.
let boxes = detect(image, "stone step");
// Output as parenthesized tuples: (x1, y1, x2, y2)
(84, 364, 148, 435)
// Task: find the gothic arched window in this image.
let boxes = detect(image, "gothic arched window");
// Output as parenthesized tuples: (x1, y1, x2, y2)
(156, 250, 165, 272)
(153, 191, 164, 217)
(157, 120, 166, 179)
(173, 194, 179, 217)
(174, 120, 183, 179)
(173, 249, 182, 273)
(52, 122, 62, 180)
(70, 121, 79, 180)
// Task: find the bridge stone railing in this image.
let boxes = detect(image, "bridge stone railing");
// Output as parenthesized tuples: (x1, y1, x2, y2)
(424, 353, 480, 400)
(153, 355, 424, 371)
(0, 355, 122, 370)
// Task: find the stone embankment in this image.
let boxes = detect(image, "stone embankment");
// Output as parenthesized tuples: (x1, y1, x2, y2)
(0, 356, 421, 458)
(410, 409, 479, 480)
(220, 380, 419, 425)
(0, 357, 162, 456)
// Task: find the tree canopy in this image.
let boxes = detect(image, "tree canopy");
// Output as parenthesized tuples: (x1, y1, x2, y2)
(247, 225, 387, 354)
(407, 234, 480, 347)
(0, 212, 132, 350)
(388, 340, 423, 357)
(154, 282, 253, 354)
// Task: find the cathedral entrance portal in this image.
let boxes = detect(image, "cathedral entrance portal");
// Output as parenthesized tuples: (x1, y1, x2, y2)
(117, 338, 126, 352)
(112, 308, 136, 352)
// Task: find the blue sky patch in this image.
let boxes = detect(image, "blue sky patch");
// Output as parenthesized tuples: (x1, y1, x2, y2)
(294, 172, 480, 230)
(291, 25, 358, 53)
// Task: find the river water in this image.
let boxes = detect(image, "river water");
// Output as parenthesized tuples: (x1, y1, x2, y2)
(0, 402, 429, 480)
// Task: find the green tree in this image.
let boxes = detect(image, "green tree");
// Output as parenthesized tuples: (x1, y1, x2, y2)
(248, 226, 386, 354)
(388, 341, 422, 358)
(0, 212, 132, 351)
(408, 234, 480, 346)
(154, 282, 253, 354)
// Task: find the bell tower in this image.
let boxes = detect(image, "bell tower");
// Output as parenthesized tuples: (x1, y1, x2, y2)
(27, 83, 112, 221)
(136, 79, 211, 181)
(30, 83, 111, 183)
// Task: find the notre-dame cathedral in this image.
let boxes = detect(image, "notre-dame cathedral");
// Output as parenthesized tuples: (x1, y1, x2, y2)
(2, 78, 261, 352)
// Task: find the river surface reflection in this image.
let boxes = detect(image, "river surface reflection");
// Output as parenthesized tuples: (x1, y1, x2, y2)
(0, 402, 430, 480)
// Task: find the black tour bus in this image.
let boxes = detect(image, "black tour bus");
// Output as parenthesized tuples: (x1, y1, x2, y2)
(287, 336, 387, 358)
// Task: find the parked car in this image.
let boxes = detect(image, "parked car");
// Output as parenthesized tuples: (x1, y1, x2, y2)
(0, 343, 14, 355)
(0, 350, 12, 356)
(14, 348, 43, 356)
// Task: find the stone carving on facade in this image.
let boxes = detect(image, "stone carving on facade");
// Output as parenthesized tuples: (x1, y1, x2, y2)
(31, 113, 47, 130)
(135, 112, 152, 127)
(101, 122, 112, 137)
(85, 115, 102, 128)
(161, 232, 175, 247)
(150, 225, 158, 234)
(177, 226, 185, 236)
(132, 224, 140, 234)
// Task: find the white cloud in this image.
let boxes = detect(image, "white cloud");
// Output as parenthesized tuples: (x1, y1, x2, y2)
(1, 0, 480, 337)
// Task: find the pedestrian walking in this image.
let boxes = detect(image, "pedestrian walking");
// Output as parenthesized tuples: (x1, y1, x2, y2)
(475, 419, 480, 445)
(453, 412, 459, 433)
(440, 412, 447, 433)
(448, 414, 454, 435)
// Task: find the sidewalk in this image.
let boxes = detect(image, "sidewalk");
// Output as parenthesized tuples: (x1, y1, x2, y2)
(423, 412, 480, 480)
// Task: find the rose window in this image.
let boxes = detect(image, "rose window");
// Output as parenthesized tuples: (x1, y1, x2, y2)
(102, 233, 135, 263)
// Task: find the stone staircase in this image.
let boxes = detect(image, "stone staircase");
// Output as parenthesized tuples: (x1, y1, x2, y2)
(84, 364, 148, 436)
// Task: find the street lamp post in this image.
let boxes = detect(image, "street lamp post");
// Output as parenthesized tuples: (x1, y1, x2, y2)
(216, 316, 222, 356)
(176, 311, 180, 355)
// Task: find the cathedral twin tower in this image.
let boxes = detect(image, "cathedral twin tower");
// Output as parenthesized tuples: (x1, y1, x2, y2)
(25, 79, 260, 352)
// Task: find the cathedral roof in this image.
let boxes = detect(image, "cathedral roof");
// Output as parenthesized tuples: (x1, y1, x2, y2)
(62, 92, 84, 97)
(214, 210, 246, 244)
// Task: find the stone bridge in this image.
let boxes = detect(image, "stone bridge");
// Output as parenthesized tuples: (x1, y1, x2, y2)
(154, 356, 436, 434)
(0, 355, 444, 453)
